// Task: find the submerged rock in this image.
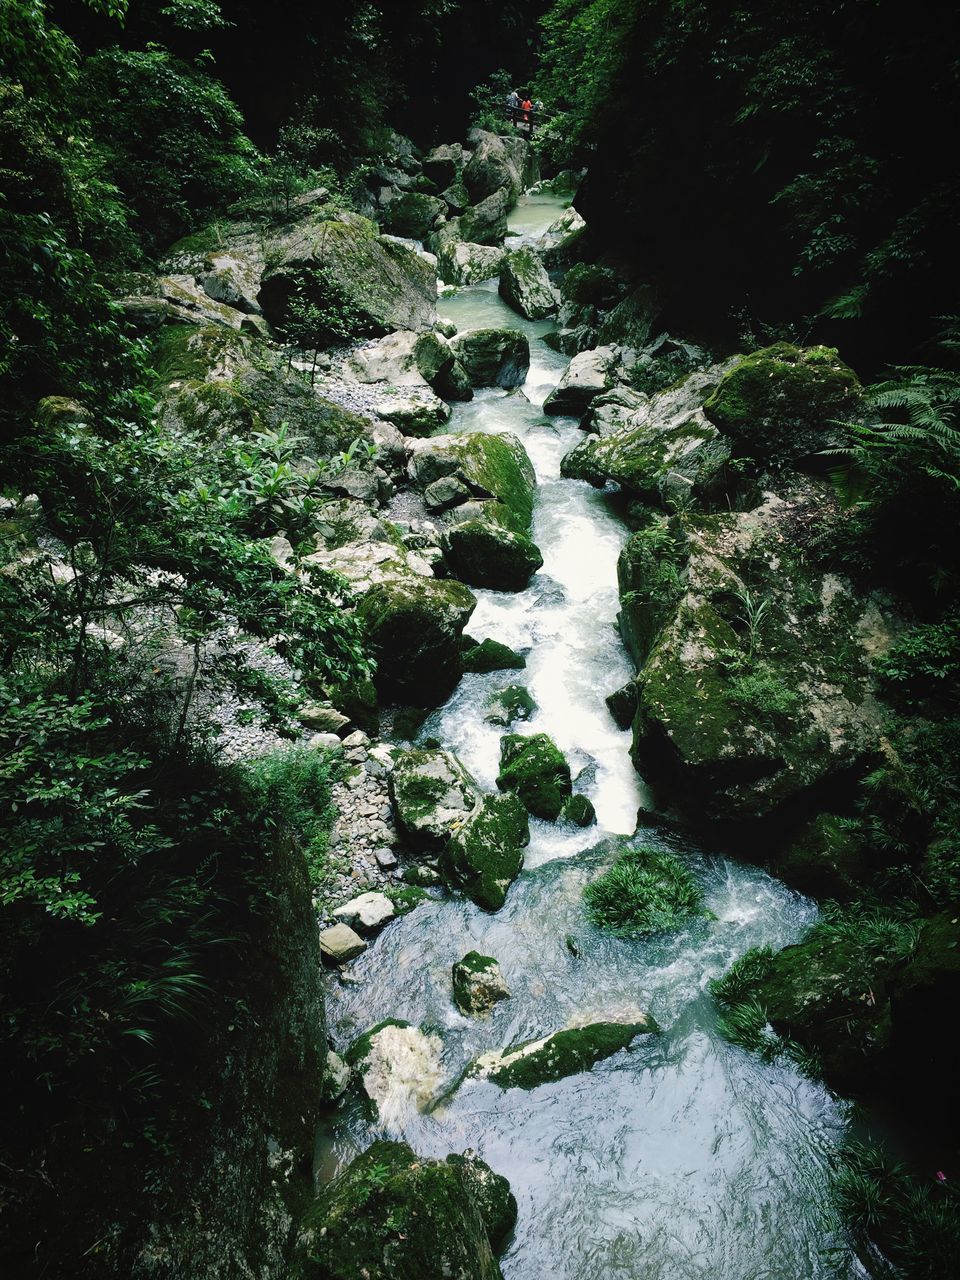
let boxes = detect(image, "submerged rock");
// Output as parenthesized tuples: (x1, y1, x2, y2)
(484, 684, 537, 727)
(462, 637, 527, 673)
(471, 1019, 656, 1090)
(497, 732, 573, 821)
(292, 1140, 515, 1280)
(450, 327, 531, 389)
(453, 952, 511, 1016)
(440, 793, 529, 912)
(498, 247, 560, 320)
(443, 519, 544, 592)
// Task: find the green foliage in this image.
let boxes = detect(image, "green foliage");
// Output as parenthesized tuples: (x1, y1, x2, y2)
(833, 1142, 960, 1279)
(583, 844, 704, 937)
(468, 67, 517, 132)
(241, 746, 337, 885)
(875, 617, 960, 707)
(279, 265, 371, 354)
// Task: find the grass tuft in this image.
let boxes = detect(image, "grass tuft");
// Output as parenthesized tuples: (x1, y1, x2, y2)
(583, 845, 705, 937)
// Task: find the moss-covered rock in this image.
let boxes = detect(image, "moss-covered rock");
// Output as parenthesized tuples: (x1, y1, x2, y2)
(380, 191, 446, 240)
(292, 1140, 514, 1280)
(452, 952, 511, 1016)
(449, 327, 531, 389)
(497, 732, 572, 821)
(344, 1022, 443, 1122)
(407, 432, 536, 533)
(359, 575, 477, 706)
(440, 793, 529, 911)
(443, 520, 544, 592)
(561, 794, 597, 826)
(462, 637, 527, 673)
(543, 346, 617, 416)
(437, 240, 506, 286)
(702, 342, 861, 460)
(605, 680, 638, 729)
(459, 187, 513, 246)
(472, 1019, 657, 1090)
(498, 248, 560, 320)
(484, 684, 537, 727)
(463, 131, 525, 204)
(616, 515, 688, 669)
(770, 813, 873, 900)
(389, 746, 481, 851)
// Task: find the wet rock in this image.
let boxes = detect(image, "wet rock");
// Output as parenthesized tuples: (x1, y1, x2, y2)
(462, 637, 527, 673)
(291, 1140, 514, 1280)
(332, 891, 396, 934)
(459, 187, 513, 246)
(561, 794, 597, 827)
(471, 1019, 657, 1090)
(437, 240, 506, 286)
(380, 191, 446, 239)
(407, 432, 536, 533)
(318, 923, 367, 964)
(605, 680, 638, 729)
(453, 952, 511, 1016)
(498, 247, 560, 320)
(440, 793, 528, 912)
(450, 327, 530, 389)
(389, 746, 481, 851)
(484, 684, 537, 727)
(463, 130, 526, 204)
(443, 520, 544, 592)
(321, 1050, 351, 1101)
(344, 1021, 443, 1123)
(543, 346, 619, 416)
(423, 143, 465, 189)
(497, 732, 572, 821)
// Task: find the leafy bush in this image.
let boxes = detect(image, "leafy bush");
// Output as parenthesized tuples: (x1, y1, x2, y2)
(584, 845, 704, 937)
(242, 746, 337, 885)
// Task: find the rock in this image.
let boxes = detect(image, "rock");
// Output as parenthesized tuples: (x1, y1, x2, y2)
(424, 475, 473, 511)
(703, 343, 861, 460)
(597, 284, 661, 349)
(561, 794, 597, 826)
(605, 681, 638, 729)
(498, 248, 560, 320)
(375, 848, 398, 869)
(443, 520, 544, 592)
(291, 1140, 515, 1280)
(471, 1019, 656, 1090)
(333, 891, 396, 933)
(543, 346, 619, 416)
(307, 732, 344, 751)
(318, 923, 367, 964)
(298, 702, 350, 733)
(158, 274, 244, 328)
(380, 192, 446, 239)
(407, 432, 536, 533)
(372, 384, 452, 437)
(321, 1049, 351, 1101)
(453, 952, 511, 1016)
(497, 733, 572, 821)
(437, 240, 506, 286)
(199, 252, 262, 314)
(463, 637, 526, 673)
(344, 1021, 443, 1122)
(463, 131, 526, 204)
(359, 575, 477, 705)
(117, 295, 182, 333)
(769, 813, 874, 900)
(580, 386, 650, 438)
(389, 746, 481, 850)
(423, 143, 464, 189)
(440, 180, 471, 214)
(440, 793, 528, 911)
(449, 328, 530, 389)
(459, 187, 513, 246)
(629, 486, 893, 822)
(484, 684, 537, 727)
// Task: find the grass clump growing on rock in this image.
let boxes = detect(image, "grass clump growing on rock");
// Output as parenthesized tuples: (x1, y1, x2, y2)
(584, 845, 705, 937)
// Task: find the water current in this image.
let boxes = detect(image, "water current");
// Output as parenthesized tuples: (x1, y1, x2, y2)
(319, 194, 862, 1279)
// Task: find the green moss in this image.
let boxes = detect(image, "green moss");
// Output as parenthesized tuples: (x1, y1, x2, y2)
(583, 845, 705, 936)
(440, 794, 529, 912)
(456, 433, 536, 534)
(151, 322, 247, 384)
(443, 520, 543, 592)
(561, 794, 596, 827)
(496, 733, 572, 821)
(771, 813, 872, 899)
(484, 1020, 656, 1090)
(344, 1019, 412, 1070)
(451, 951, 509, 1016)
(385, 885, 428, 915)
(484, 684, 536, 728)
(462, 638, 526, 673)
(617, 516, 688, 667)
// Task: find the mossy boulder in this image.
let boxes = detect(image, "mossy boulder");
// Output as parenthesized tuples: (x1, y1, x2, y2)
(440, 793, 529, 911)
(452, 952, 511, 1016)
(616, 515, 688, 669)
(380, 191, 446, 239)
(498, 248, 560, 320)
(423, 143, 464, 189)
(561, 794, 597, 826)
(472, 1019, 657, 1090)
(459, 187, 513, 246)
(463, 130, 525, 204)
(389, 746, 481, 851)
(484, 684, 536, 727)
(443, 520, 544, 592)
(462, 637, 527, 673)
(359, 575, 477, 706)
(605, 680, 639, 729)
(543, 346, 618, 417)
(407, 432, 536, 533)
(437, 240, 506, 286)
(450, 327, 531, 389)
(770, 813, 874, 900)
(497, 732, 572, 821)
(291, 1140, 515, 1280)
(344, 1021, 443, 1122)
(702, 342, 861, 460)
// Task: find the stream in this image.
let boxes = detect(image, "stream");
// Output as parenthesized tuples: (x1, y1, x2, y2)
(319, 194, 860, 1279)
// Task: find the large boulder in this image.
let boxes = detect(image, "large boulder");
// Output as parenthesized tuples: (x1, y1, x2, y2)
(380, 191, 446, 239)
(450, 328, 530, 389)
(437, 240, 506, 286)
(292, 1141, 515, 1280)
(423, 143, 465, 189)
(470, 1019, 657, 1090)
(460, 188, 513, 246)
(703, 342, 861, 460)
(389, 746, 481, 851)
(497, 732, 572, 821)
(443, 520, 543, 592)
(498, 248, 560, 320)
(344, 1021, 443, 1122)
(463, 131, 526, 203)
(371, 385, 452, 437)
(628, 485, 894, 822)
(359, 574, 477, 704)
(543, 346, 619, 416)
(199, 252, 263, 314)
(440, 793, 529, 911)
(407, 432, 536, 533)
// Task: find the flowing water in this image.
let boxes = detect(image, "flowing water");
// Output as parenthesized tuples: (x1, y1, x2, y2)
(319, 195, 860, 1278)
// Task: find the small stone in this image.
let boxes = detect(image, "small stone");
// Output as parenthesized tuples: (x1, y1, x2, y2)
(333, 891, 396, 933)
(452, 951, 511, 1016)
(375, 848, 398, 869)
(342, 729, 370, 749)
(319, 923, 367, 964)
(307, 732, 343, 751)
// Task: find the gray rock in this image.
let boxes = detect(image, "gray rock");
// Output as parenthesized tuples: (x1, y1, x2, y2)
(450, 327, 530, 389)
(463, 131, 526, 203)
(318, 923, 367, 964)
(199, 253, 262, 314)
(452, 952, 511, 1016)
(543, 346, 619, 416)
(333, 891, 396, 933)
(499, 248, 560, 320)
(424, 475, 473, 511)
(436, 240, 506, 287)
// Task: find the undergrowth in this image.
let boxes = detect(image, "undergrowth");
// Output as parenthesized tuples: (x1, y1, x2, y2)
(583, 845, 705, 937)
